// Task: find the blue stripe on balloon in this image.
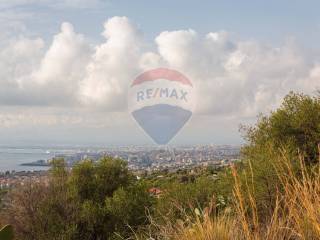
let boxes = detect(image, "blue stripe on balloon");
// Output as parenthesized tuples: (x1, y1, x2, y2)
(131, 104, 192, 144)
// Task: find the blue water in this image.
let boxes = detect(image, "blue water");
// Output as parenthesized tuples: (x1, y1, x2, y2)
(0, 146, 81, 172)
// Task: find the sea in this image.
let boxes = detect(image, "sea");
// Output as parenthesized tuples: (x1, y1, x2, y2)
(0, 145, 81, 172)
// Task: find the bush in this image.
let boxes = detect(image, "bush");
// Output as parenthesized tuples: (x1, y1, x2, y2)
(3, 157, 152, 240)
(239, 92, 320, 217)
(242, 92, 320, 164)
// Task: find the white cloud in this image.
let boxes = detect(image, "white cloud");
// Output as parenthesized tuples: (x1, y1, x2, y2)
(151, 30, 314, 117)
(0, 21, 91, 106)
(0, 16, 318, 129)
(0, 36, 44, 105)
(30, 22, 91, 105)
(79, 16, 142, 110)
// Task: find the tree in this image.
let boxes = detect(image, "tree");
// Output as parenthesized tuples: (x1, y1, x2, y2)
(3, 157, 152, 240)
(242, 92, 320, 164)
(104, 183, 153, 238)
(240, 91, 320, 217)
(70, 157, 152, 239)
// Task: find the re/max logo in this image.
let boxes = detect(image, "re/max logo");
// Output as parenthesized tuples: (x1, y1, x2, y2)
(136, 88, 188, 102)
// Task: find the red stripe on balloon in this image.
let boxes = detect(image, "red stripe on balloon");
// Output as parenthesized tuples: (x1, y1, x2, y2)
(131, 68, 192, 87)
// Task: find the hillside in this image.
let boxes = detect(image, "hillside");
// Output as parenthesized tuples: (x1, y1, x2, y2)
(0, 92, 320, 240)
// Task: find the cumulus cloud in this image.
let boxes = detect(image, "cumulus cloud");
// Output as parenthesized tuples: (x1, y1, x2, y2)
(0, 22, 91, 106)
(79, 16, 142, 110)
(0, 36, 44, 105)
(147, 30, 316, 116)
(0, 16, 319, 124)
(30, 22, 91, 105)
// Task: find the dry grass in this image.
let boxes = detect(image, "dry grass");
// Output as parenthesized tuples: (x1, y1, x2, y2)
(144, 153, 320, 240)
(169, 212, 236, 240)
(140, 199, 237, 240)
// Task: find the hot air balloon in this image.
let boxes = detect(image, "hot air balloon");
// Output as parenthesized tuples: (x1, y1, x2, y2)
(128, 68, 195, 145)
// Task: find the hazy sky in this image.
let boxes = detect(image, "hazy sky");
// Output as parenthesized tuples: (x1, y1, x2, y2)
(0, 0, 320, 146)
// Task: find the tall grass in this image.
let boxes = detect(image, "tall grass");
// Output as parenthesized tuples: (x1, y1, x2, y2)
(145, 153, 320, 240)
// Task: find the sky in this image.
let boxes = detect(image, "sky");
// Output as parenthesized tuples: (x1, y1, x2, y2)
(0, 0, 320, 146)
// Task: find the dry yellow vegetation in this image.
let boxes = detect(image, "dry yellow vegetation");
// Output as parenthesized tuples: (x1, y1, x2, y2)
(143, 154, 320, 240)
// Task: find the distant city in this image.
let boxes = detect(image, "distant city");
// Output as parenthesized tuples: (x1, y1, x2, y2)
(23, 145, 240, 171)
(0, 145, 240, 189)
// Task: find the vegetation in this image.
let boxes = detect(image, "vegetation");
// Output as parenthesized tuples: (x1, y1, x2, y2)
(1, 157, 152, 240)
(0, 91, 320, 239)
(149, 154, 320, 240)
(0, 225, 14, 240)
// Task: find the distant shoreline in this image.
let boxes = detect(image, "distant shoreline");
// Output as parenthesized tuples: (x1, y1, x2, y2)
(20, 159, 50, 167)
